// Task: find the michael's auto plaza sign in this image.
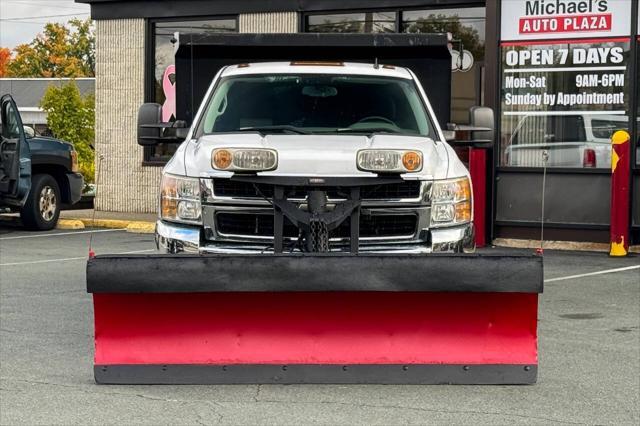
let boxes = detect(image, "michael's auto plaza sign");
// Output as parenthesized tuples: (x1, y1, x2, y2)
(502, 0, 632, 40)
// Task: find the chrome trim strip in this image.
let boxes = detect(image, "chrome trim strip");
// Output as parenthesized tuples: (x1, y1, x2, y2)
(155, 220, 200, 253)
(197, 243, 434, 254)
(201, 178, 432, 207)
(156, 220, 474, 255)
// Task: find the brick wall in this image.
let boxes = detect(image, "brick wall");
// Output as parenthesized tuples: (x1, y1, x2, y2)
(239, 12, 298, 33)
(95, 19, 161, 213)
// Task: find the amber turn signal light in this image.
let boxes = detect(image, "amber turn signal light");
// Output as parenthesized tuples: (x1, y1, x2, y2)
(455, 200, 472, 223)
(213, 149, 233, 169)
(402, 151, 422, 171)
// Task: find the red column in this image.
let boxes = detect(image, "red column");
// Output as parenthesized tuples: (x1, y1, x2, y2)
(610, 130, 630, 257)
(469, 147, 487, 247)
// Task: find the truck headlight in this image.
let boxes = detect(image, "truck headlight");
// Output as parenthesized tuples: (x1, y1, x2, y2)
(431, 177, 472, 226)
(160, 174, 201, 224)
(212, 148, 277, 171)
(357, 150, 422, 173)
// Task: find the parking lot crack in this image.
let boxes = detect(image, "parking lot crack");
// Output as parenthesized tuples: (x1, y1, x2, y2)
(0, 386, 25, 393)
(3, 379, 228, 424)
(3, 378, 196, 405)
(254, 399, 583, 424)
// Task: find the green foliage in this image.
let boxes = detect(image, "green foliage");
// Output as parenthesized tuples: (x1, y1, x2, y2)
(405, 14, 485, 61)
(7, 19, 95, 78)
(40, 81, 95, 183)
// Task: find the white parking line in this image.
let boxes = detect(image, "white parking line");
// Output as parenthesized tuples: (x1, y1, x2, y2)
(545, 265, 640, 283)
(0, 228, 126, 241)
(0, 249, 157, 267)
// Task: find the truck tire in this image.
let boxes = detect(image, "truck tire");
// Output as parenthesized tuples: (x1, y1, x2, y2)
(20, 174, 61, 231)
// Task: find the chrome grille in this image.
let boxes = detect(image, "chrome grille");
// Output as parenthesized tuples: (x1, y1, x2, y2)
(211, 178, 421, 200)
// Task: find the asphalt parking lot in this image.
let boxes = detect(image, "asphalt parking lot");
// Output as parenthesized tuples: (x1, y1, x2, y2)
(0, 224, 638, 425)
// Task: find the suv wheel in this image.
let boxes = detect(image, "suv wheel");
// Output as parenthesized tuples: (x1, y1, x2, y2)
(21, 174, 61, 231)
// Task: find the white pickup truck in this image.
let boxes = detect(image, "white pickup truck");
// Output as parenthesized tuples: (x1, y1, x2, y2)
(138, 61, 478, 254)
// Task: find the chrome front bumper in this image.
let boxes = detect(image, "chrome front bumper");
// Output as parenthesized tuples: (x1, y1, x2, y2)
(155, 220, 475, 254)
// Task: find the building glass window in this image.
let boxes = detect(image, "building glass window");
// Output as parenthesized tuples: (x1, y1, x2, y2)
(499, 40, 632, 169)
(304, 8, 487, 126)
(402, 8, 485, 61)
(147, 18, 237, 163)
(306, 12, 397, 33)
(402, 8, 486, 125)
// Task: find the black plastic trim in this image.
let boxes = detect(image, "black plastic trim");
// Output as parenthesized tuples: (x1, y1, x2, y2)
(180, 32, 448, 47)
(95, 363, 537, 385)
(86, 253, 543, 294)
(81, 1, 486, 20)
(497, 167, 611, 175)
(495, 220, 609, 230)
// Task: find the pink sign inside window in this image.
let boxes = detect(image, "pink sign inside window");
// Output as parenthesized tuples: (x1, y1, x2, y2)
(162, 64, 176, 122)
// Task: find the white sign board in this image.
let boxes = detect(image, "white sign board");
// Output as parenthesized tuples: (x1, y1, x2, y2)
(501, 0, 632, 41)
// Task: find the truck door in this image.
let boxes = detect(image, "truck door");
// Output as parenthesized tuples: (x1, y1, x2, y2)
(0, 94, 31, 200)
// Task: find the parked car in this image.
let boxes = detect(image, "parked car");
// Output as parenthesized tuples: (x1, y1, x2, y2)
(504, 113, 633, 168)
(139, 62, 481, 254)
(0, 94, 83, 230)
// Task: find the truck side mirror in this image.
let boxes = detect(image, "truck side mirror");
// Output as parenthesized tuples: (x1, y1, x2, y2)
(469, 106, 494, 145)
(137, 103, 162, 146)
(137, 103, 188, 146)
(444, 107, 495, 148)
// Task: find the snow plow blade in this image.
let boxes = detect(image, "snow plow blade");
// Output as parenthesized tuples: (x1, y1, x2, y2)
(87, 253, 543, 384)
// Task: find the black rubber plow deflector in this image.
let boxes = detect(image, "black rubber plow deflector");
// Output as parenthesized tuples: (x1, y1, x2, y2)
(87, 253, 542, 294)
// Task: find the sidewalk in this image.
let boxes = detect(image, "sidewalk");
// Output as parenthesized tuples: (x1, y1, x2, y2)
(59, 209, 156, 233)
(60, 209, 156, 222)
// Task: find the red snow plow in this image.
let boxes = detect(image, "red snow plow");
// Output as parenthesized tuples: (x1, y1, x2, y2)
(87, 253, 542, 384)
(87, 33, 543, 385)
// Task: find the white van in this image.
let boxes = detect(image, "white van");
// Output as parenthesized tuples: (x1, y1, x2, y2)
(504, 113, 631, 168)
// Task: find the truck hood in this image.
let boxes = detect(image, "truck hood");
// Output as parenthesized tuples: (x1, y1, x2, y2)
(182, 133, 452, 179)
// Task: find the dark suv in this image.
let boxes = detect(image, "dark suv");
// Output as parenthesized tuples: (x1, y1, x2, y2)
(0, 94, 83, 230)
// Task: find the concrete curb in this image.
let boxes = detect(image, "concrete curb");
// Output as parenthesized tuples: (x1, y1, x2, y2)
(56, 219, 85, 230)
(125, 221, 156, 234)
(59, 218, 156, 234)
(493, 238, 640, 254)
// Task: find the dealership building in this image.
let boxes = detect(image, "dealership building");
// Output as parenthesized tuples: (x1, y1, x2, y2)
(77, 0, 639, 245)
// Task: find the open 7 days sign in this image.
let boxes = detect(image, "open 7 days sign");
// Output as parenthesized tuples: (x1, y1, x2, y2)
(501, 0, 632, 41)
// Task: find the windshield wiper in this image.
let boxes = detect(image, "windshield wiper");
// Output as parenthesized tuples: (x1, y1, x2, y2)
(237, 125, 310, 135)
(336, 127, 403, 135)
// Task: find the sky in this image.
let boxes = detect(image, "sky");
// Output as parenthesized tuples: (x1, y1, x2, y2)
(0, 0, 90, 48)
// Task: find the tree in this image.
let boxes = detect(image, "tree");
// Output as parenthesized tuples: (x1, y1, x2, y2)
(7, 19, 95, 78)
(0, 48, 11, 77)
(405, 14, 485, 61)
(40, 81, 95, 183)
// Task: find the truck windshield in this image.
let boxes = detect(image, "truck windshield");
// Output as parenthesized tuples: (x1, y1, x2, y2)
(197, 74, 435, 138)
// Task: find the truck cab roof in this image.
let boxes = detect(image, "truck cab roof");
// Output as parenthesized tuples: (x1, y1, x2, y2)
(221, 61, 414, 80)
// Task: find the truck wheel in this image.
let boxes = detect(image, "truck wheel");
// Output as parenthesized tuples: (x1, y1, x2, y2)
(21, 174, 61, 231)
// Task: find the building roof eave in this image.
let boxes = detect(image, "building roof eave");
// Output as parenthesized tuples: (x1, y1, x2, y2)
(76, 0, 486, 21)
